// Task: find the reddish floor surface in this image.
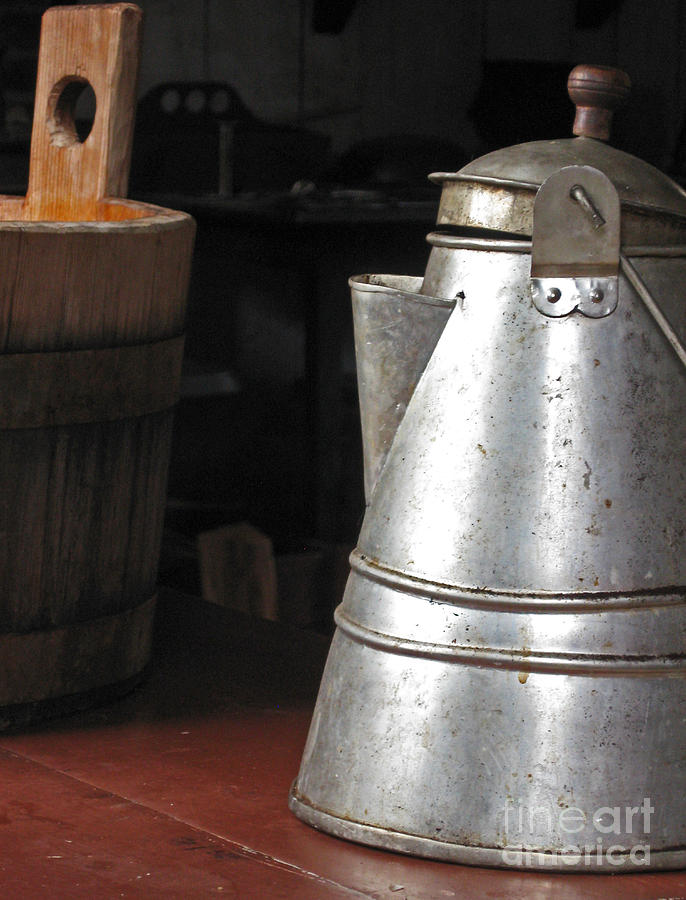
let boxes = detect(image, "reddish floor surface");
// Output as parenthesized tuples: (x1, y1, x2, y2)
(1, 592, 685, 898)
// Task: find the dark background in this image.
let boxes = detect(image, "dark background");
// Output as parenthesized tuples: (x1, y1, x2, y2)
(2, 0, 685, 626)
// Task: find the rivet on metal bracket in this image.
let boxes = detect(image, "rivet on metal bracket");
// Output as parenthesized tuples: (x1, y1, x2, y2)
(569, 184, 606, 230)
(531, 277, 618, 318)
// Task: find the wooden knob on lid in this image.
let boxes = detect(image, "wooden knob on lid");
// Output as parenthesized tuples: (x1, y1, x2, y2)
(568, 64, 631, 142)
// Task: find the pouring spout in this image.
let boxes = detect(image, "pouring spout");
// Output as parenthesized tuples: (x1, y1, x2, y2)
(351, 274, 455, 502)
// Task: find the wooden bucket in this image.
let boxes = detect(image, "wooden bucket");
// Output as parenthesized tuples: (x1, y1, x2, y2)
(0, 4, 195, 726)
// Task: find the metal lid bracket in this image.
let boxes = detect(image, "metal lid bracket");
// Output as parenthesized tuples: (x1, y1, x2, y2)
(531, 164, 620, 318)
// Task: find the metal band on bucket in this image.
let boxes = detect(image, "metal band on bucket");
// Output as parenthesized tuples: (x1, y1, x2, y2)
(0, 335, 184, 429)
(0, 594, 156, 708)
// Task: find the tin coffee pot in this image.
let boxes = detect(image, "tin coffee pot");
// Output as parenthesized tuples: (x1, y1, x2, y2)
(290, 66, 686, 871)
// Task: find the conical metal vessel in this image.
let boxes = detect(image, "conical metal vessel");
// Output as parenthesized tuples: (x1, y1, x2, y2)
(290, 65, 686, 871)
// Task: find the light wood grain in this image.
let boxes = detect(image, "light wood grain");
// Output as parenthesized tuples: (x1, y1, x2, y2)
(25, 3, 142, 221)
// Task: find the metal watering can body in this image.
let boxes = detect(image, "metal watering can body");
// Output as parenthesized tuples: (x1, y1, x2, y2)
(290, 66, 686, 871)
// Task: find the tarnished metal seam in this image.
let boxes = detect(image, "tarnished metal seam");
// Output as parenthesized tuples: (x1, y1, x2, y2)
(350, 551, 686, 613)
(426, 233, 532, 253)
(620, 253, 686, 368)
(334, 607, 686, 676)
(348, 274, 455, 308)
(622, 245, 686, 257)
(288, 793, 686, 871)
(428, 172, 541, 190)
(425, 233, 686, 258)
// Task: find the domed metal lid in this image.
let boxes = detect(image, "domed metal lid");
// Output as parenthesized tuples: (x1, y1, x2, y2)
(430, 65, 686, 244)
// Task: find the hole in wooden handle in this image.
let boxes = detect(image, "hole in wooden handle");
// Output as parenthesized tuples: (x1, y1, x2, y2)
(48, 77, 97, 147)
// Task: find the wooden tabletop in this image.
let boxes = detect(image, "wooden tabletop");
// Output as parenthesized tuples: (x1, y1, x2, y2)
(1, 591, 684, 898)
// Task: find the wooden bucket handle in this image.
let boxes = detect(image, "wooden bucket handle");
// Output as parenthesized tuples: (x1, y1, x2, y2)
(25, 3, 142, 221)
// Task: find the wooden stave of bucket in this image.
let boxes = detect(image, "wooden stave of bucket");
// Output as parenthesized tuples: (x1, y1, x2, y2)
(0, 206, 195, 724)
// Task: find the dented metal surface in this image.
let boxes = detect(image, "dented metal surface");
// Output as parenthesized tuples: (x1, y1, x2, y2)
(290, 67, 686, 871)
